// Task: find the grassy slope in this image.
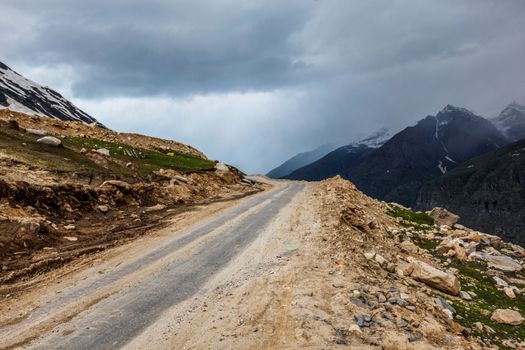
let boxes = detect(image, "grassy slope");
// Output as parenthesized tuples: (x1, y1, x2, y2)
(0, 128, 215, 179)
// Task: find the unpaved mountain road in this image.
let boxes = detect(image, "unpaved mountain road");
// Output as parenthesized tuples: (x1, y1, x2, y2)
(0, 182, 305, 350)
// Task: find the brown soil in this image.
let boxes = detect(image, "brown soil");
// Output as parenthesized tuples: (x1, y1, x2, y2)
(0, 110, 266, 291)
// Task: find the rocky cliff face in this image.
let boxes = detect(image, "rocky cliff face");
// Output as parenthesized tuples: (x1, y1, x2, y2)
(416, 138, 525, 245)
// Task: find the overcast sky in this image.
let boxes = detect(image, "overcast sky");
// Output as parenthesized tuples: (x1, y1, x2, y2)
(1, 0, 525, 173)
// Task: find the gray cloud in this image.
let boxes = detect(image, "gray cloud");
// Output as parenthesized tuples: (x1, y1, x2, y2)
(1, 0, 525, 173)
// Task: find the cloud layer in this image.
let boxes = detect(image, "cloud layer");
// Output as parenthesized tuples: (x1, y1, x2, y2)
(2, 0, 525, 172)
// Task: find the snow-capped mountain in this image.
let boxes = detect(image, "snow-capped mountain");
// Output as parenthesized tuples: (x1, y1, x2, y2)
(345, 105, 507, 206)
(491, 102, 525, 142)
(0, 61, 99, 124)
(353, 127, 391, 148)
(282, 128, 391, 181)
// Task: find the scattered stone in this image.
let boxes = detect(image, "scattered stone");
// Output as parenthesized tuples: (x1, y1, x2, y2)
(376, 292, 387, 303)
(215, 162, 229, 172)
(95, 148, 110, 156)
(144, 204, 167, 212)
(459, 291, 473, 301)
(364, 251, 376, 260)
(174, 175, 190, 184)
(436, 297, 456, 318)
(437, 239, 467, 261)
(504, 287, 516, 299)
(63, 236, 78, 242)
(64, 224, 76, 230)
(490, 309, 524, 326)
(37, 136, 62, 147)
(25, 128, 48, 136)
(97, 205, 109, 213)
(409, 258, 460, 295)
(427, 207, 459, 226)
(400, 240, 418, 254)
(395, 262, 414, 277)
(494, 276, 509, 288)
(374, 254, 387, 266)
(356, 314, 372, 328)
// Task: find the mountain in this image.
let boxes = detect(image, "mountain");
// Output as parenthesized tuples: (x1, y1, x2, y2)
(283, 128, 390, 181)
(266, 143, 337, 179)
(491, 102, 525, 142)
(0, 61, 99, 125)
(416, 138, 525, 245)
(346, 105, 507, 206)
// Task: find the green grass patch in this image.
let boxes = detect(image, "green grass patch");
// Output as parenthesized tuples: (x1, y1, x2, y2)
(0, 128, 110, 175)
(411, 235, 440, 252)
(64, 137, 215, 174)
(388, 205, 434, 226)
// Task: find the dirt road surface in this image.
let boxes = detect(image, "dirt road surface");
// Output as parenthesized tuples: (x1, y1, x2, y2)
(0, 182, 306, 349)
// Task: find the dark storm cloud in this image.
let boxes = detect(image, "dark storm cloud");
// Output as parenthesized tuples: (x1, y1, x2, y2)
(1, 0, 524, 173)
(0, 0, 316, 97)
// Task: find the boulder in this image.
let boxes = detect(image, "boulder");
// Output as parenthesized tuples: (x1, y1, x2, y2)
(26, 128, 48, 136)
(95, 148, 110, 156)
(437, 239, 467, 261)
(459, 291, 472, 301)
(215, 162, 229, 172)
(504, 287, 516, 299)
(395, 262, 414, 277)
(37, 136, 62, 147)
(427, 207, 459, 226)
(97, 205, 110, 213)
(99, 180, 132, 191)
(144, 204, 167, 212)
(490, 309, 524, 326)
(400, 240, 418, 254)
(470, 252, 522, 272)
(408, 258, 460, 295)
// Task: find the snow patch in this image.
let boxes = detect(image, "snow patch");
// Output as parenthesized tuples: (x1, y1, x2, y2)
(437, 161, 447, 174)
(445, 155, 456, 163)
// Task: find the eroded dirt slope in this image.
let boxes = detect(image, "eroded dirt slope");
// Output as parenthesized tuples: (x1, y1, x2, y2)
(0, 110, 263, 290)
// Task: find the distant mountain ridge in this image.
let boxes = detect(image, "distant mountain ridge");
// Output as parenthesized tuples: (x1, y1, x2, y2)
(346, 105, 507, 206)
(283, 128, 391, 181)
(0, 61, 99, 125)
(491, 102, 525, 142)
(266, 143, 338, 179)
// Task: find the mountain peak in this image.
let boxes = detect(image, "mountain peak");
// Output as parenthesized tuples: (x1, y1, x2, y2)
(0, 61, 100, 125)
(438, 104, 476, 117)
(502, 101, 525, 116)
(354, 127, 391, 148)
(492, 102, 525, 142)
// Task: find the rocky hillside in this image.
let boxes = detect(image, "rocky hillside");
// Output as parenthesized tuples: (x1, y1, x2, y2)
(282, 128, 390, 181)
(346, 105, 507, 206)
(310, 177, 525, 348)
(492, 102, 525, 142)
(416, 138, 525, 246)
(0, 109, 262, 285)
(0, 61, 99, 125)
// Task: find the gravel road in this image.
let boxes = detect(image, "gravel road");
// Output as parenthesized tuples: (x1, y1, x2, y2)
(1, 182, 304, 350)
